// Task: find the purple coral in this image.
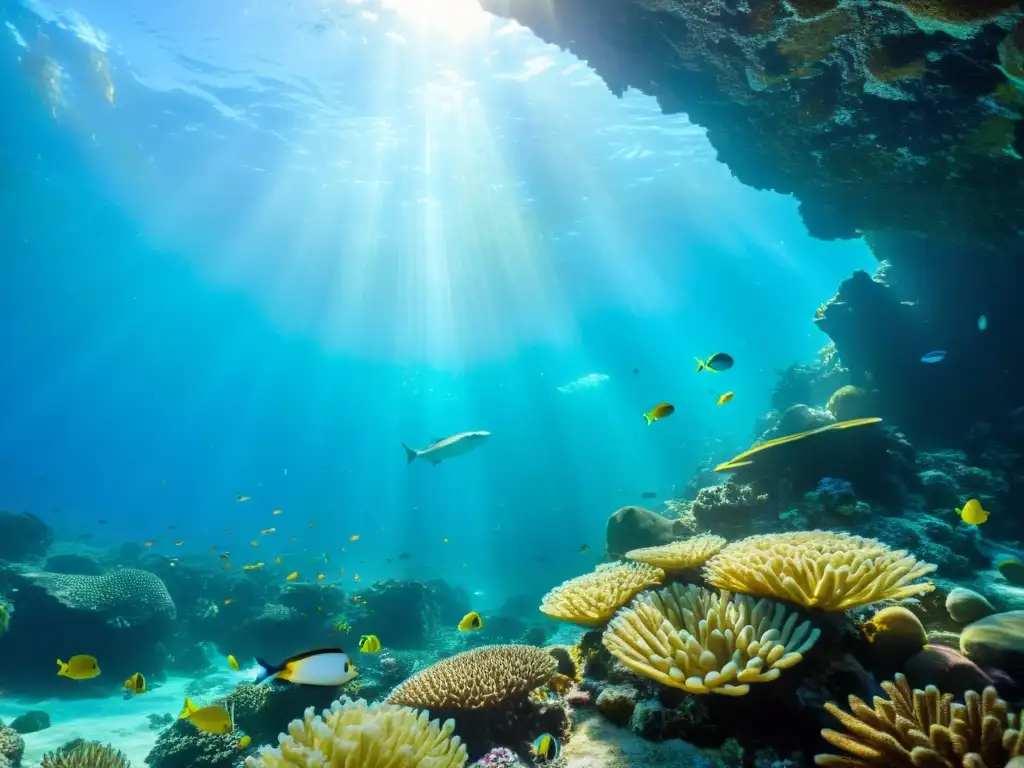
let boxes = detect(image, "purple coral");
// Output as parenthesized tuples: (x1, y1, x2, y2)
(472, 747, 524, 767)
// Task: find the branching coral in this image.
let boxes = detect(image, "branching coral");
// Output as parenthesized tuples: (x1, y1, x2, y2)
(386, 645, 557, 710)
(704, 531, 936, 611)
(815, 673, 1024, 766)
(42, 740, 130, 768)
(539, 561, 664, 626)
(244, 697, 466, 768)
(603, 583, 819, 696)
(625, 534, 727, 570)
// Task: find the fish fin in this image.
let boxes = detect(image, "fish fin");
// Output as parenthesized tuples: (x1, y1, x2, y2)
(56, 659, 66, 676)
(643, 412, 653, 426)
(401, 443, 418, 465)
(254, 657, 282, 685)
(281, 647, 345, 665)
(178, 697, 197, 719)
(695, 357, 705, 372)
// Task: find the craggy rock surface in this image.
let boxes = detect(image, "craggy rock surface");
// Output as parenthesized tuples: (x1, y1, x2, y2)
(478, 0, 1024, 242)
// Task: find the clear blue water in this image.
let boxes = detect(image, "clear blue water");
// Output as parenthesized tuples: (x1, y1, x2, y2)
(0, 0, 872, 609)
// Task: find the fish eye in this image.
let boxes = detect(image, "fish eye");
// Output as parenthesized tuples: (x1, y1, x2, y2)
(344, 662, 350, 673)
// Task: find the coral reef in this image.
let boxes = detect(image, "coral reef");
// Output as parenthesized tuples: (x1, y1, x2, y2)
(386, 645, 557, 710)
(244, 697, 467, 768)
(475, 0, 1024, 245)
(0, 726, 25, 768)
(540, 561, 664, 627)
(689, 484, 769, 535)
(624, 534, 727, 571)
(816, 673, 1023, 766)
(704, 531, 936, 610)
(0, 511, 53, 561)
(41, 740, 130, 768)
(603, 584, 820, 695)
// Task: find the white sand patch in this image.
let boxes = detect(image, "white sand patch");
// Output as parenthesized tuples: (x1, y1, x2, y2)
(0, 672, 249, 767)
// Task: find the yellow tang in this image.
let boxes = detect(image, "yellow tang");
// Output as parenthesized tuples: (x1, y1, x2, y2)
(237, 735, 251, 750)
(957, 498, 989, 525)
(124, 672, 146, 695)
(57, 655, 100, 680)
(227, 654, 240, 671)
(358, 634, 381, 654)
(286, 572, 299, 581)
(716, 392, 734, 406)
(458, 611, 483, 632)
(179, 697, 233, 734)
(643, 402, 674, 426)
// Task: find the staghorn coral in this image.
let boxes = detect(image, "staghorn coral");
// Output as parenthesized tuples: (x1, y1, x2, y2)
(704, 530, 936, 611)
(815, 672, 1024, 766)
(625, 534, 727, 571)
(42, 740, 130, 768)
(603, 583, 819, 696)
(22, 568, 176, 625)
(539, 561, 664, 626)
(244, 697, 466, 768)
(386, 645, 557, 710)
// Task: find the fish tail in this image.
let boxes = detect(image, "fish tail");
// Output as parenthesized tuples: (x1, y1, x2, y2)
(695, 357, 705, 372)
(178, 697, 196, 719)
(643, 412, 654, 426)
(401, 443, 417, 465)
(56, 659, 65, 675)
(254, 657, 281, 685)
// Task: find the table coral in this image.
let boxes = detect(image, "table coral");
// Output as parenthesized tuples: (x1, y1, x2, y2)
(540, 562, 664, 627)
(704, 531, 936, 611)
(625, 534, 727, 571)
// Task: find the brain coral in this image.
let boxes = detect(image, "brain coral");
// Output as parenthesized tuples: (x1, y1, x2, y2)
(704, 531, 936, 611)
(603, 583, 819, 696)
(24, 568, 176, 624)
(385, 645, 556, 710)
(625, 534, 727, 571)
(0, 727, 24, 767)
(42, 740, 130, 768)
(540, 561, 664, 626)
(816, 672, 1023, 766)
(245, 697, 466, 768)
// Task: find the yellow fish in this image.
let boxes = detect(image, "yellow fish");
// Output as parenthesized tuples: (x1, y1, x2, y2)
(957, 498, 989, 525)
(57, 655, 100, 680)
(317, 574, 325, 581)
(260, 528, 276, 535)
(274, 557, 283, 564)
(224, 599, 233, 605)
(249, 541, 259, 548)
(349, 534, 360, 542)
(358, 634, 381, 654)
(286, 572, 299, 581)
(643, 402, 674, 425)
(227, 654, 240, 671)
(124, 672, 146, 695)
(242, 562, 264, 571)
(716, 392, 734, 406)
(353, 574, 360, 583)
(458, 611, 483, 632)
(237, 735, 251, 750)
(179, 697, 233, 734)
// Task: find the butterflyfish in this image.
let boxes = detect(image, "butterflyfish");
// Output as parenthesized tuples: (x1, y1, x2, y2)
(957, 498, 989, 525)
(179, 697, 233, 734)
(358, 635, 381, 654)
(695, 353, 734, 373)
(228, 654, 240, 671)
(237, 735, 251, 750)
(458, 611, 483, 632)
(716, 391, 735, 406)
(124, 672, 146, 697)
(254, 648, 358, 686)
(57, 655, 100, 680)
(643, 402, 674, 425)
(532, 733, 561, 762)
(286, 572, 299, 581)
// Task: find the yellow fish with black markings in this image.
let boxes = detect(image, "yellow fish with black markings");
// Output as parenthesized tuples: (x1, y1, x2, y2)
(358, 635, 381, 654)
(458, 611, 483, 632)
(57, 655, 100, 680)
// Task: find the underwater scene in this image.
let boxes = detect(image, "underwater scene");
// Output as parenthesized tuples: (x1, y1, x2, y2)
(2, 0, 1024, 766)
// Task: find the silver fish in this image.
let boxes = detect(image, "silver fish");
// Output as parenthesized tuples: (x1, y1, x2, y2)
(402, 431, 490, 466)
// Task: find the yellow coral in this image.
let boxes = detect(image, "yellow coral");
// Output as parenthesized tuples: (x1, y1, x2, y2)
(816, 673, 1024, 766)
(244, 697, 466, 768)
(603, 584, 819, 696)
(826, 385, 870, 421)
(42, 741, 130, 768)
(385, 645, 556, 710)
(625, 535, 728, 571)
(704, 531, 936, 611)
(540, 561, 664, 626)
